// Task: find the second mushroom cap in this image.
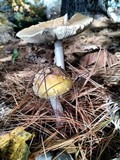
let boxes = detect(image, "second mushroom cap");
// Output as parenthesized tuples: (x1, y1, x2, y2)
(33, 66, 73, 99)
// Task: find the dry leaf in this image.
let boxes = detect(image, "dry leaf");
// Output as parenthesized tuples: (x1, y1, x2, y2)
(65, 43, 99, 55)
(80, 50, 118, 69)
(0, 127, 33, 160)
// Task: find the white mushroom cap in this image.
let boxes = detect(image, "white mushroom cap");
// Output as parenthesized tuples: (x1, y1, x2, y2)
(16, 13, 93, 44)
(33, 66, 73, 98)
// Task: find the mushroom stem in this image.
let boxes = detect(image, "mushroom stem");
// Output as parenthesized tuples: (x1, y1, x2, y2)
(50, 96, 63, 118)
(53, 40, 65, 122)
(54, 40, 65, 69)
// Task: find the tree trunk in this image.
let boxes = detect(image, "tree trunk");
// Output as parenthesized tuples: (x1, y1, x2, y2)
(60, 0, 108, 19)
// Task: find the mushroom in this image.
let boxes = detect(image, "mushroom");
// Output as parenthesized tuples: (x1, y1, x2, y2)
(33, 65, 73, 119)
(16, 13, 93, 124)
(16, 13, 93, 69)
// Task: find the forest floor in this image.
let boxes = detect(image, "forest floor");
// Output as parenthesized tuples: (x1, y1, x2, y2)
(0, 16, 120, 160)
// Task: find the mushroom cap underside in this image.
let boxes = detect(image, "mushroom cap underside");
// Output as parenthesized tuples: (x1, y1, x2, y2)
(17, 13, 93, 44)
(33, 66, 73, 98)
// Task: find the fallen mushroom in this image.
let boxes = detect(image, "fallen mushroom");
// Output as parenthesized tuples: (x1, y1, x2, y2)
(16, 13, 93, 69)
(33, 66, 73, 119)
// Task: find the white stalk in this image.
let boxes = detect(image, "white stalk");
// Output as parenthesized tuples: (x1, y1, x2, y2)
(50, 40, 65, 123)
(54, 40, 65, 69)
(50, 96, 63, 118)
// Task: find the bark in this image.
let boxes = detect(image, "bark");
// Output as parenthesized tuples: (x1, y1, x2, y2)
(60, 0, 109, 18)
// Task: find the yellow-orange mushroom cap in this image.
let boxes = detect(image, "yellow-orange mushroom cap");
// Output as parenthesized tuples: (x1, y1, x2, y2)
(33, 66, 73, 99)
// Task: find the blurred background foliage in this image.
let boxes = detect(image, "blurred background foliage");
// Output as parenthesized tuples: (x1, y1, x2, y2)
(0, 0, 47, 30)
